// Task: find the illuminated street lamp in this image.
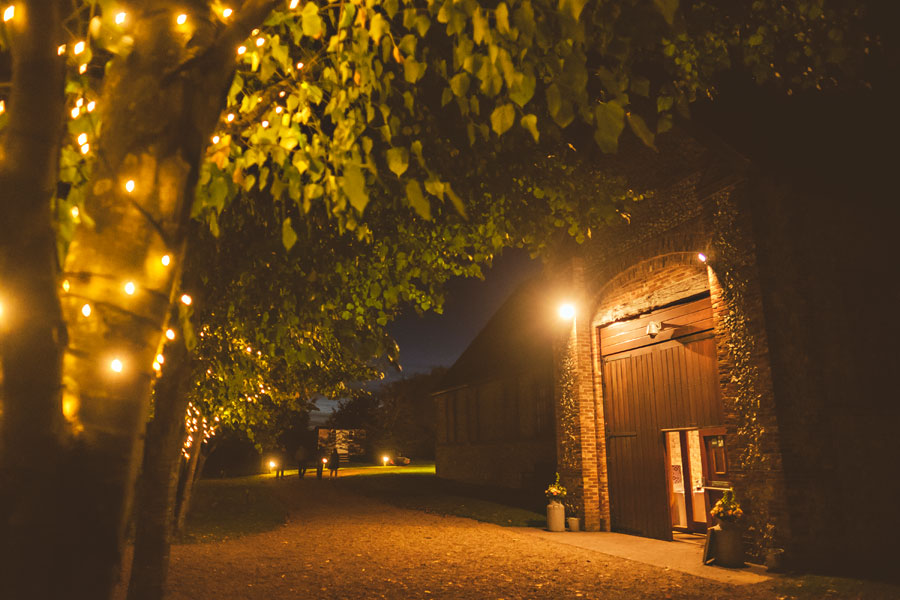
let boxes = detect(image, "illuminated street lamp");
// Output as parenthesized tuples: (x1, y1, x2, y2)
(558, 303, 575, 320)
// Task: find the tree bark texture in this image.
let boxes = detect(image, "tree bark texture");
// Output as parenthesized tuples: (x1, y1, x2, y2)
(0, 3, 69, 599)
(126, 337, 192, 600)
(174, 430, 204, 534)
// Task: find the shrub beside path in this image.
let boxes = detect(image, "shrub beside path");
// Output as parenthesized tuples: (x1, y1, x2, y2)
(144, 476, 836, 600)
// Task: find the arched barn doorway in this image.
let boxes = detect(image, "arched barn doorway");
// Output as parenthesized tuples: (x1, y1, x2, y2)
(598, 292, 728, 541)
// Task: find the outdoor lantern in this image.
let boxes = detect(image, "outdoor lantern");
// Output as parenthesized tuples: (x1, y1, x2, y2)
(698, 252, 708, 263)
(268, 460, 277, 470)
(558, 303, 575, 320)
(382, 455, 389, 466)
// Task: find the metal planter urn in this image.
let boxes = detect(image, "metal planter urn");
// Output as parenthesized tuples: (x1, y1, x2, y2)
(547, 501, 565, 532)
(711, 519, 745, 567)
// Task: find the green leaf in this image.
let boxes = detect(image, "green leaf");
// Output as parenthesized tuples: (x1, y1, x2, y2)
(343, 165, 369, 213)
(509, 72, 535, 107)
(490, 103, 516, 136)
(627, 112, 657, 150)
(405, 180, 431, 219)
(558, 0, 587, 20)
(387, 147, 409, 177)
(495, 3, 510, 35)
(369, 13, 387, 43)
(653, 0, 678, 25)
(520, 114, 539, 142)
(282, 218, 298, 250)
(450, 72, 470, 97)
(301, 2, 323, 37)
(593, 101, 625, 153)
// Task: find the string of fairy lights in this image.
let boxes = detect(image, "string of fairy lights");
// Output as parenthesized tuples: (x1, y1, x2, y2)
(0, 1, 313, 452)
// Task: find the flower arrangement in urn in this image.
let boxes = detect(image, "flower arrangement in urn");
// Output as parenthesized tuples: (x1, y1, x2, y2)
(710, 489, 744, 523)
(545, 472, 567, 504)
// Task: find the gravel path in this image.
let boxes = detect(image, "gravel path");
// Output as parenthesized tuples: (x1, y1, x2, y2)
(155, 476, 792, 599)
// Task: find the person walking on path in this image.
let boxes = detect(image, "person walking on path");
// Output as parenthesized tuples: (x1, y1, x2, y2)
(329, 448, 340, 478)
(294, 444, 308, 478)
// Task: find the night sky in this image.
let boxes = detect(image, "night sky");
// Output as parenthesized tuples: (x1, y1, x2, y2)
(309, 249, 543, 424)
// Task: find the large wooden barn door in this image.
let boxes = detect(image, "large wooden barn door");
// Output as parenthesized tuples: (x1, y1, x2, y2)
(600, 295, 722, 540)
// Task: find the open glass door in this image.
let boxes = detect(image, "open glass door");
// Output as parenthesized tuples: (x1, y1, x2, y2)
(664, 429, 710, 534)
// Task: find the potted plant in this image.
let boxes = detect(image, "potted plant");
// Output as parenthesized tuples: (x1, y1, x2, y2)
(545, 473, 567, 532)
(709, 490, 745, 567)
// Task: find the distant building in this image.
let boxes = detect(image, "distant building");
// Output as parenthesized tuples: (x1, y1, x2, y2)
(316, 428, 366, 462)
(434, 125, 898, 577)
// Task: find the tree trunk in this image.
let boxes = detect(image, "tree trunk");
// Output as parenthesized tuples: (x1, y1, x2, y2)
(0, 3, 69, 599)
(126, 338, 192, 600)
(174, 434, 203, 534)
(3, 4, 275, 597)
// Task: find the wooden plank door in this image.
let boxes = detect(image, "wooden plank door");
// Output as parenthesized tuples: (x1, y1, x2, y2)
(600, 295, 722, 541)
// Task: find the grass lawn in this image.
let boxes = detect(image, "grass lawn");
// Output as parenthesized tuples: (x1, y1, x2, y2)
(178, 476, 288, 543)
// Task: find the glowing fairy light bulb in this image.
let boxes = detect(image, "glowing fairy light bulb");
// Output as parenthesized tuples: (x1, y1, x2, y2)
(236, 45, 246, 55)
(211, 135, 220, 144)
(0, 101, 5, 114)
(156, 353, 165, 364)
(226, 113, 235, 122)
(81, 303, 91, 317)
(290, 0, 299, 9)
(296, 61, 304, 69)
(275, 106, 283, 114)
(251, 28, 259, 35)
(152, 361, 161, 372)
(79, 64, 87, 74)
(74, 41, 85, 55)
(180, 294, 192, 306)
(222, 7, 232, 18)
(165, 329, 175, 340)
(86, 101, 96, 112)
(57, 44, 66, 55)
(62, 280, 70, 292)
(255, 37, 265, 47)
(70, 107, 80, 119)
(110, 358, 123, 373)
(115, 11, 126, 24)
(80, 143, 89, 154)
(71, 206, 80, 218)
(76, 98, 83, 108)
(77, 133, 87, 146)
(176, 13, 187, 25)
(261, 120, 269, 128)
(124, 281, 136, 295)
(161, 254, 171, 266)
(3, 6, 14, 22)
(125, 180, 135, 193)
(279, 91, 286, 98)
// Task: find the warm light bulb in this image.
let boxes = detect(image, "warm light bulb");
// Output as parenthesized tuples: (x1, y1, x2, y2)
(77, 133, 87, 145)
(211, 135, 220, 144)
(255, 37, 264, 47)
(222, 7, 232, 18)
(152, 361, 161, 372)
(125, 180, 135, 193)
(236, 45, 246, 55)
(289, 0, 299, 9)
(161, 254, 171, 266)
(166, 329, 175, 340)
(79, 64, 87, 74)
(226, 113, 235, 122)
(124, 281, 136, 295)
(180, 294, 192, 306)
(176, 13, 187, 25)
(279, 91, 286, 98)
(80, 143, 90, 154)
(296, 61, 304, 69)
(115, 11, 126, 24)
(3, 5, 14, 22)
(70, 107, 80, 119)
(268, 460, 276, 469)
(110, 358, 123, 373)
(74, 41, 85, 55)
(86, 101, 96, 112)
(156, 353, 165, 364)
(275, 106, 283, 114)
(698, 252, 708, 263)
(81, 303, 91, 317)
(62, 280, 70, 292)
(57, 44, 66, 55)
(261, 120, 269, 128)
(558, 303, 575, 320)
(71, 206, 80, 218)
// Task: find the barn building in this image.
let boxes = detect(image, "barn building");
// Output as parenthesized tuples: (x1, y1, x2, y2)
(434, 94, 898, 577)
